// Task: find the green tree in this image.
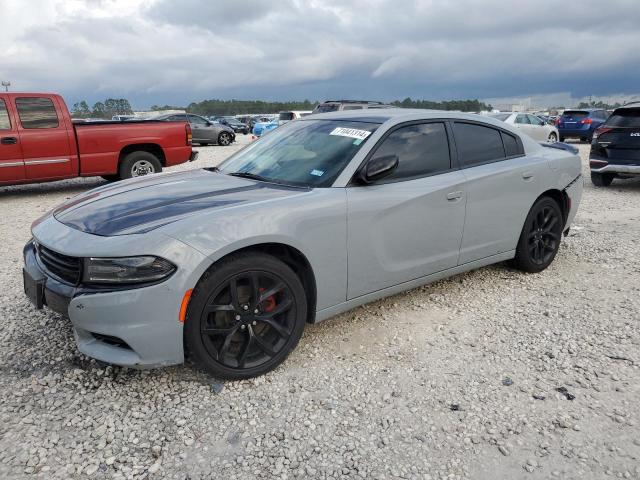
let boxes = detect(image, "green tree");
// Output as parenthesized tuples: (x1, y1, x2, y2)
(92, 102, 106, 118)
(71, 100, 91, 118)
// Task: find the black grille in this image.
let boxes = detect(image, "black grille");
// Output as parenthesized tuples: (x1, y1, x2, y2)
(37, 244, 82, 285)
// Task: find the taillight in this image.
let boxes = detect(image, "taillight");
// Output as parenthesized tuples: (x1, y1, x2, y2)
(186, 123, 192, 145)
(581, 118, 593, 125)
(592, 127, 611, 140)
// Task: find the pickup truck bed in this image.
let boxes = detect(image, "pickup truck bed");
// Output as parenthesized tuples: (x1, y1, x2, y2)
(1, 93, 195, 186)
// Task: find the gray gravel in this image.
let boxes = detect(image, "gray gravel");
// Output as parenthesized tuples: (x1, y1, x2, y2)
(1, 138, 639, 479)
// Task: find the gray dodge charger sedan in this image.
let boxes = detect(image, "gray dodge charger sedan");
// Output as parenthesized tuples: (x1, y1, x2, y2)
(23, 109, 583, 379)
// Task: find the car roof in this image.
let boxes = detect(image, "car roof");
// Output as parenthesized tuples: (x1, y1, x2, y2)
(305, 108, 505, 125)
(563, 108, 601, 112)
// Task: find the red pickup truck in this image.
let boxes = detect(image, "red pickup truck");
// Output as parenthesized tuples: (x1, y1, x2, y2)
(0, 93, 196, 186)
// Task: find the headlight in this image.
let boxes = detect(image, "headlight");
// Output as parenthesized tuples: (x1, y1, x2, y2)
(83, 256, 176, 284)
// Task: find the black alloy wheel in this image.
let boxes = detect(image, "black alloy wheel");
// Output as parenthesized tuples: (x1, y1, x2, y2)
(512, 197, 563, 273)
(185, 253, 307, 379)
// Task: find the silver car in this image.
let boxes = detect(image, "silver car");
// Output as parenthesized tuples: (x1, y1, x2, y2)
(156, 113, 235, 146)
(23, 109, 583, 378)
(489, 112, 560, 143)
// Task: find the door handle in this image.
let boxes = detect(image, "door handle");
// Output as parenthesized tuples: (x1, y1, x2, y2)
(1, 137, 17, 145)
(522, 171, 534, 179)
(446, 191, 463, 201)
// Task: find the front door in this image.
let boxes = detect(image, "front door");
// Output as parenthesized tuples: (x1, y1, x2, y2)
(14, 96, 74, 180)
(0, 96, 25, 183)
(346, 122, 466, 299)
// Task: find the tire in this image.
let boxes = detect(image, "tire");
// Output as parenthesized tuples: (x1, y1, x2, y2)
(511, 197, 563, 273)
(118, 151, 162, 180)
(591, 172, 614, 187)
(580, 137, 588, 142)
(185, 252, 307, 379)
(218, 131, 232, 146)
(547, 132, 557, 142)
(559, 136, 565, 142)
(101, 174, 119, 182)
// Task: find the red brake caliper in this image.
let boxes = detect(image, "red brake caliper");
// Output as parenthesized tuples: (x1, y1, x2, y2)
(259, 287, 276, 313)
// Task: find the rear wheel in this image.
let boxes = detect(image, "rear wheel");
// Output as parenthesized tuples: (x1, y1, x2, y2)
(118, 151, 162, 180)
(512, 197, 563, 273)
(591, 172, 614, 187)
(547, 132, 557, 142)
(218, 131, 232, 146)
(185, 253, 307, 379)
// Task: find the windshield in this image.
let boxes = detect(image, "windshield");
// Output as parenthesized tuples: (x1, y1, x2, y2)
(314, 104, 340, 113)
(562, 110, 588, 119)
(219, 120, 379, 187)
(606, 109, 640, 128)
(489, 113, 511, 121)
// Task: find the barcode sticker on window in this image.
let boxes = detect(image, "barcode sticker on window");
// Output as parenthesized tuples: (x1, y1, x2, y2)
(329, 127, 372, 141)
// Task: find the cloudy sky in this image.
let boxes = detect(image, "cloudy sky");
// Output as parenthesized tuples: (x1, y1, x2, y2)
(1, 0, 639, 109)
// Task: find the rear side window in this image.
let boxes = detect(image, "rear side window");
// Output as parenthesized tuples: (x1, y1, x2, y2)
(279, 112, 294, 121)
(16, 97, 59, 129)
(501, 131, 523, 157)
(453, 122, 505, 168)
(606, 109, 640, 128)
(0, 99, 10, 129)
(372, 122, 450, 183)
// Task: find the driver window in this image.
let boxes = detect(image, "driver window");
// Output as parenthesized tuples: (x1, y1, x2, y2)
(527, 115, 543, 126)
(370, 122, 451, 183)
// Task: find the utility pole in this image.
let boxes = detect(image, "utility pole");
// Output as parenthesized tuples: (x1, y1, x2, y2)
(1, 81, 10, 92)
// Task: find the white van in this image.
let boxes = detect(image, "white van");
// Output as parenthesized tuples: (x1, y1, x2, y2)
(278, 110, 312, 126)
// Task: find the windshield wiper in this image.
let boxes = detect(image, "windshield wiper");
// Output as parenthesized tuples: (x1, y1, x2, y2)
(228, 171, 269, 182)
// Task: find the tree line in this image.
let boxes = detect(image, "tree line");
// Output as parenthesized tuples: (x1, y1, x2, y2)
(576, 100, 622, 110)
(71, 99, 134, 119)
(72, 97, 492, 118)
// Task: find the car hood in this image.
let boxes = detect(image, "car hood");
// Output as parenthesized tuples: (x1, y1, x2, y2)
(53, 170, 307, 236)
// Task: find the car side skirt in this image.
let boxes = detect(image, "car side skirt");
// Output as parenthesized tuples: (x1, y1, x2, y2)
(313, 250, 515, 323)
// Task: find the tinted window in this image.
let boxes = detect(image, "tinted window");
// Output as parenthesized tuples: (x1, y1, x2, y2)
(343, 106, 363, 110)
(0, 99, 10, 129)
(562, 110, 588, 119)
(526, 115, 541, 126)
(314, 104, 339, 113)
(279, 112, 295, 121)
(606, 108, 640, 128)
(489, 113, 511, 122)
(188, 115, 208, 125)
(16, 97, 59, 129)
(501, 131, 522, 157)
(453, 122, 505, 167)
(515, 114, 529, 125)
(372, 122, 450, 182)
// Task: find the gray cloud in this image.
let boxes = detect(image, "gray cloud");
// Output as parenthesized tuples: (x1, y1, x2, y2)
(1, 0, 639, 108)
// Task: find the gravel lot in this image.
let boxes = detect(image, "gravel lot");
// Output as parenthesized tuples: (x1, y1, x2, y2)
(1, 136, 639, 480)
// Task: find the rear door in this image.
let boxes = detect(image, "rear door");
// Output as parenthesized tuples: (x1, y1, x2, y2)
(347, 121, 466, 298)
(0, 96, 25, 183)
(15, 96, 74, 180)
(593, 108, 640, 164)
(453, 121, 543, 263)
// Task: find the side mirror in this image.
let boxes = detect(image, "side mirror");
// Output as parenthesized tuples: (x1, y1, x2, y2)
(359, 154, 399, 184)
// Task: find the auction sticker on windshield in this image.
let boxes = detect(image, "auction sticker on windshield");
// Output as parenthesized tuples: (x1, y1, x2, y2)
(329, 127, 372, 142)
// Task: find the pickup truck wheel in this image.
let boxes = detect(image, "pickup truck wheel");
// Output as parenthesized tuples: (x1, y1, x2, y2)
(218, 132, 232, 146)
(591, 172, 614, 187)
(185, 252, 307, 379)
(511, 197, 563, 273)
(119, 152, 162, 180)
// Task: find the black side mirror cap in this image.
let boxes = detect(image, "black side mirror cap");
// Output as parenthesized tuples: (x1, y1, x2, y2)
(358, 154, 399, 184)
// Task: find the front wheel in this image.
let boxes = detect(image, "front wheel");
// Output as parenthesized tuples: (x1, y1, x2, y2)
(185, 253, 307, 379)
(548, 132, 557, 142)
(511, 197, 563, 273)
(118, 151, 162, 180)
(218, 131, 232, 146)
(591, 172, 614, 187)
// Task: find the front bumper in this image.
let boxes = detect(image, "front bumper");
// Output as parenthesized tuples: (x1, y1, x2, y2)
(23, 218, 209, 368)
